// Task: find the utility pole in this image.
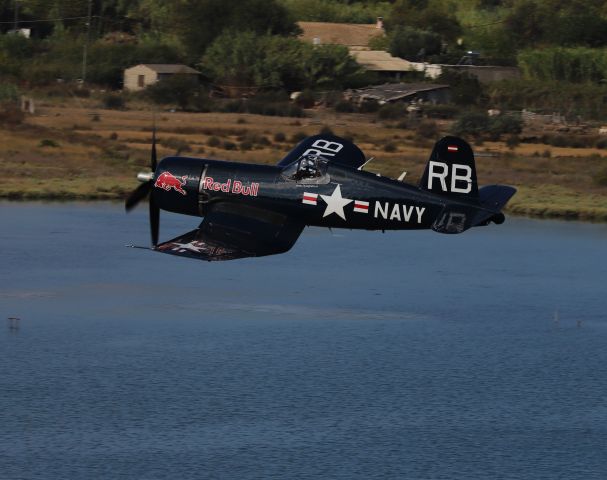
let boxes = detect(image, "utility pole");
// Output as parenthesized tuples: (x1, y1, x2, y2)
(81, 0, 93, 85)
(13, 0, 19, 31)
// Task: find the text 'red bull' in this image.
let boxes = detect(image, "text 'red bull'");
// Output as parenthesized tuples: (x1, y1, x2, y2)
(202, 177, 259, 197)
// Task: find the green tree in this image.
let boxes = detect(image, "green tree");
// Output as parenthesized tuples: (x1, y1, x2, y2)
(172, 0, 299, 60)
(388, 26, 441, 60)
(387, 0, 462, 43)
(202, 31, 363, 90)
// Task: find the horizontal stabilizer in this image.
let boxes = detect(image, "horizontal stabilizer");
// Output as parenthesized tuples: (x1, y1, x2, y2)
(479, 185, 517, 212)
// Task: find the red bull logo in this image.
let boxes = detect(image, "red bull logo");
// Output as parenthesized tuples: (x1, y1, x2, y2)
(154, 171, 187, 195)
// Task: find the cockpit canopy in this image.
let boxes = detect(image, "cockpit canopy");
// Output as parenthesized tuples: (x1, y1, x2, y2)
(282, 154, 330, 184)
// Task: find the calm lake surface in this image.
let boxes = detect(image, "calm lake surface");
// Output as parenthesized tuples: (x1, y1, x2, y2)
(1, 202, 606, 480)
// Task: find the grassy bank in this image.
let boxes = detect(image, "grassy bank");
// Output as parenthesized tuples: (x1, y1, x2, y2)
(1, 102, 606, 221)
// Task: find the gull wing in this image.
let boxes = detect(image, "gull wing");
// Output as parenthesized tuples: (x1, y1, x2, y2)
(277, 134, 366, 170)
(154, 203, 304, 262)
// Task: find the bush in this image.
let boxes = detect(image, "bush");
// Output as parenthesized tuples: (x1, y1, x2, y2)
(207, 136, 221, 147)
(423, 104, 459, 119)
(596, 138, 607, 149)
(358, 98, 380, 113)
(222, 140, 237, 150)
(377, 103, 405, 120)
(145, 75, 202, 110)
(416, 120, 439, 139)
(295, 89, 316, 108)
(451, 112, 490, 137)
(103, 94, 125, 110)
(274, 132, 286, 142)
(239, 140, 253, 151)
(0, 83, 20, 102)
(39, 139, 59, 148)
(489, 114, 523, 136)
(0, 104, 24, 125)
(383, 142, 398, 152)
(334, 100, 355, 113)
(505, 135, 521, 149)
(160, 137, 192, 154)
(594, 168, 607, 186)
(389, 26, 442, 61)
(319, 125, 334, 136)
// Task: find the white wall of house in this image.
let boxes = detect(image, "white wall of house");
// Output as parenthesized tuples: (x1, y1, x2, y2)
(123, 65, 159, 91)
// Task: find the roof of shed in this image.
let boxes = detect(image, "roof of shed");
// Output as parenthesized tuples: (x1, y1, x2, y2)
(348, 82, 450, 102)
(298, 21, 384, 48)
(349, 50, 413, 72)
(128, 64, 200, 74)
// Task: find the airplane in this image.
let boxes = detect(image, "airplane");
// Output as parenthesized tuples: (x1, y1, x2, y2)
(125, 132, 516, 261)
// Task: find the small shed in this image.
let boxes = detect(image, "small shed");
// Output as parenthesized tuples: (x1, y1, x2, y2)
(123, 64, 201, 91)
(346, 83, 451, 105)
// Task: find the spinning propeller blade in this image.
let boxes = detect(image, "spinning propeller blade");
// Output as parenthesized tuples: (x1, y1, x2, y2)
(125, 122, 160, 247)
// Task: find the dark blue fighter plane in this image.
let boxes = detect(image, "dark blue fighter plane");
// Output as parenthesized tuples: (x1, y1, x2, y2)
(125, 133, 516, 261)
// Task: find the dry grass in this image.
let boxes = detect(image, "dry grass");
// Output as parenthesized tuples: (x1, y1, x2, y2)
(1, 102, 606, 220)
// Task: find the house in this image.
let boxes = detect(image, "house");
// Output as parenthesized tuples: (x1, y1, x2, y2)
(123, 64, 201, 91)
(349, 50, 414, 80)
(298, 20, 384, 49)
(345, 83, 451, 105)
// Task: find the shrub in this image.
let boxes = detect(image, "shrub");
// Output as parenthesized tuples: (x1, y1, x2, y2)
(0, 105, 24, 125)
(377, 103, 404, 120)
(423, 104, 459, 119)
(160, 137, 192, 154)
(222, 140, 237, 150)
(489, 114, 523, 136)
(109, 132, 118, 140)
(146, 75, 202, 110)
(451, 112, 490, 137)
(596, 138, 607, 149)
(103, 94, 125, 110)
(274, 132, 286, 142)
(295, 89, 316, 108)
(39, 139, 59, 148)
(0, 83, 20, 102)
(207, 136, 221, 147)
(359, 99, 380, 113)
(239, 140, 254, 151)
(594, 168, 607, 186)
(334, 100, 355, 113)
(319, 125, 334, 136)
(416, 120, 439, 139)
(505, 135, 521, 149)
(383, 142, 397, 152)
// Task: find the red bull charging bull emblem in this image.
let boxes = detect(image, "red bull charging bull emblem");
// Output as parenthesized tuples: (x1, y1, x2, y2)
(154, 171, 187, 195)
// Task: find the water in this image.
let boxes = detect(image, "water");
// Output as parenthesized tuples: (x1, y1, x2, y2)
(1, 202, 606, 479)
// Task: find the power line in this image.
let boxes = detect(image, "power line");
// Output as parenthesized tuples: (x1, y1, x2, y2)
(0, 15, 101, 25)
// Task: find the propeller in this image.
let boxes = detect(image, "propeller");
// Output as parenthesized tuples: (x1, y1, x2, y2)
(125, 124, 160, 247)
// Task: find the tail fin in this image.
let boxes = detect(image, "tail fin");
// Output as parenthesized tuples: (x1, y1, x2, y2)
(419, 136, 478, 200)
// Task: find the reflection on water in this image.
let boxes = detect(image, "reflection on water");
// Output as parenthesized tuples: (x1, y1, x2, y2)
(1, 202, 607, 479)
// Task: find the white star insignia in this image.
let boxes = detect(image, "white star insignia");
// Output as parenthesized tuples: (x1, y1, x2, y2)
(320, 184, 352, 220)
(172, 241, 205, 253)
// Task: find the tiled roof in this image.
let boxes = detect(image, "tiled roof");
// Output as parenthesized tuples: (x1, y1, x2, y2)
(298, 21, 384, 48)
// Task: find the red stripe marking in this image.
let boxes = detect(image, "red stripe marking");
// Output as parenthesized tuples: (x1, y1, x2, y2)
(303, 195, 317, 202)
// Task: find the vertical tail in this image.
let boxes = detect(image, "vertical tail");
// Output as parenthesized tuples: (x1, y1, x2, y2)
(419, 136, 478, 200)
